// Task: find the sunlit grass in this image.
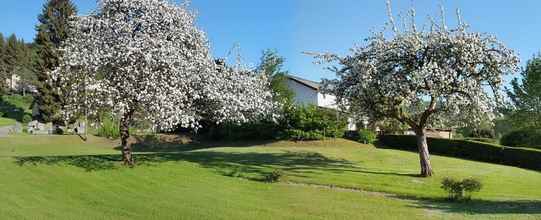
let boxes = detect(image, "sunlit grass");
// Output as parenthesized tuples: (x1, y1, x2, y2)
(0, 135, 539, 219)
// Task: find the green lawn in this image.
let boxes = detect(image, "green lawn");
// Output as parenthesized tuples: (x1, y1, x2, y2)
(0, 117, 16, 126)
(0, 136, 540, 219)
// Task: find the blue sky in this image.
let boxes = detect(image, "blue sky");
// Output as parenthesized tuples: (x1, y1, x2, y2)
(1, 0, 540, 82)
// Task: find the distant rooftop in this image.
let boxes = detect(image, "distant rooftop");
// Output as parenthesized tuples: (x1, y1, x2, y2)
(286, 75, 321, 91)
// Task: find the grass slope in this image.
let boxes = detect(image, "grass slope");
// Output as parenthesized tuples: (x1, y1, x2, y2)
(0, 117, 16, 127)
(0, 136, 540, 219)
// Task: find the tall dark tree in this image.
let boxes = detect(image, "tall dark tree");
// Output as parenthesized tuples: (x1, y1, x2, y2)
(0, 33, 6, 94)
(507, 55, 541, 128)
(16, 41, 38, 96)
(34, 0, 77, 123)
(4, 34, 20, 93)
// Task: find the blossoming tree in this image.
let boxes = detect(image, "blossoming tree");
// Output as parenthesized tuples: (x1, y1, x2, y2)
(314, 5, 519, 177)
(53, 0, 274, 165)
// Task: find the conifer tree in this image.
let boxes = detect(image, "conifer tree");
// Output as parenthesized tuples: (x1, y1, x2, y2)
(34, 0, 77, 123)
(4, 34, 19, 93)
(0, 33, 5, 94)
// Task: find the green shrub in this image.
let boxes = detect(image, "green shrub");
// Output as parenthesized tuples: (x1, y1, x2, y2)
(200, 120, 279, 141)
(471, 128, 496, 139)
(285, 129, 325, 141)
(22, 114, 32, 124)
(0, 112, 4, 118)
(441, 177, 482, 201)
(501, 129, 541, 149)
(199, 105, 347, 141)
(96, 113, 120, 139)
(358, 129, 377, 144)
(282, 105, 347, 140)
(458, 127, 496, 139)
(264, 169, 284, 183)
(379, 135, 541, 171)
(292, 105, 347, 137)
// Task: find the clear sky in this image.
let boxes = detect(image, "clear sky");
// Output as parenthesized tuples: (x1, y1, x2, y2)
(1, 0, 540, 82)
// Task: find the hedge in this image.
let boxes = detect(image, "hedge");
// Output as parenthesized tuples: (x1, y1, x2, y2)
(378, 135, 541, 171)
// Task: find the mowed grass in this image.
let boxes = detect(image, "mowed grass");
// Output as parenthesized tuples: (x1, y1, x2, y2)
(0, 117, 16, 126)
(0, 136, 540, 219)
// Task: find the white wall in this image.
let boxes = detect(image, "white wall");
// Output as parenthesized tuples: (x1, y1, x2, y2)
(286, 79, 318, 106)
(317, 93, 338, 109)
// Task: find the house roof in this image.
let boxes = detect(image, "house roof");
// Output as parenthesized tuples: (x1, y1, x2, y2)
(286, 75, 321, 91)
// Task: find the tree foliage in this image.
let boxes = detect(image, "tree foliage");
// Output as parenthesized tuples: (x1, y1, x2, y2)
(0, 34, 37, 96)
(34, 0, 77, 123)
(257, 49, 294, 106)
(53, 0, 274, 165)
(506, 55, 541, 129)
(312, 3, 519, 176)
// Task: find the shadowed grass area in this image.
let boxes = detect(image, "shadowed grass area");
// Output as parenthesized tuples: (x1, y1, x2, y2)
(0, 95, 32, 123)
(2, 135, 541, 219)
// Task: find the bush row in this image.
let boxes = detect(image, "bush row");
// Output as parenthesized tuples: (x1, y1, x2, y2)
(199, 105, 347, 141)
(378, 135, 541, 171)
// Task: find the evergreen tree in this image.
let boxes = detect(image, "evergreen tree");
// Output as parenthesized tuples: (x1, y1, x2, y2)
(16, 41, 37, 96)
(0, 33, 5, 94)
(4, 34, 19, 93)
(506, 55, 541, 129)
(34, 0, 77, 123)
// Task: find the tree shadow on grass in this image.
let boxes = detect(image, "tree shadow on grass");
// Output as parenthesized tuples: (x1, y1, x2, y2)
(401, 196, 541, 215)
(15, 137, 422, 179)
(113, 136, 278, 153)
(14, 150, 358, 180)
(0, 97, 31, 122)
(13, 143, 541, 215)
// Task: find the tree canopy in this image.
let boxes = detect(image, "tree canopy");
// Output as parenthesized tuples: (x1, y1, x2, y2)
(506, 55, 541, 129)
(53, 0, 274, 165)
(34, 0, 78, 123)
(313, 4, 519, 176)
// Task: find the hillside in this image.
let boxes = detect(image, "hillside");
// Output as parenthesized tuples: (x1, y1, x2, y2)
(0, 136, 539, 219)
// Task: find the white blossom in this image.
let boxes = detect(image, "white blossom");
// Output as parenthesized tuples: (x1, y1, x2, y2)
(315, 8, 519, 131)
(52, 0, 274, 132)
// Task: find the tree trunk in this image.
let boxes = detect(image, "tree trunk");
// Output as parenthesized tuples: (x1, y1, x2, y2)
(120, 112, 134, 166)
(415, 130, 433, 177)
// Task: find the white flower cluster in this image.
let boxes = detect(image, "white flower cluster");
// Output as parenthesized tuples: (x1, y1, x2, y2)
(52, 0, 274, 131)
(316, 9, 519, 130)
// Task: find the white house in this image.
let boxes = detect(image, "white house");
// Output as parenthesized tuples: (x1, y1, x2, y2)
(285, 75, 357, 131)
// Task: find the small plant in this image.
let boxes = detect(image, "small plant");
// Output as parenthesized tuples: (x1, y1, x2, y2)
(224, 167, 244, 178)
(441, 177, 482, 201)
(358, 129, 377, 144)
(96, 113, 120, 139)
(22, 115, 32, 124)
(264, 169, 284, 183)
(285, 129, 325, 141)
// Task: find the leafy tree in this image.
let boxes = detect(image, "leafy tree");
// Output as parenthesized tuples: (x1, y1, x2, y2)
(53, 0, 274, 165)
(34, 0, 77, 123)
(506, 55, 541, 129)
(257, 49, 294, 105)
(313, 4, 518, 177)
